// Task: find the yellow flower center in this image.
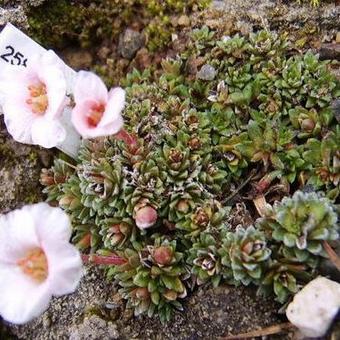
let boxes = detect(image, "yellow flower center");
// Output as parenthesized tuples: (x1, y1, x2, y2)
(87, 103, 105, 127)
(17, 247, 48, 283)
(26, 83, 48, 115)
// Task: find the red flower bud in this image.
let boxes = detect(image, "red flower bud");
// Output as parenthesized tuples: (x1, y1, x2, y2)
(135, 206, 158, 229)
(153, 246, 173, 265)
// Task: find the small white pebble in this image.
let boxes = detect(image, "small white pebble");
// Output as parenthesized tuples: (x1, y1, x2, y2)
(286, 277, 340, 338)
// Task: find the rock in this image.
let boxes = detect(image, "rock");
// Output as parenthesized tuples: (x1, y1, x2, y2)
(0, 6, 28, 29)
(319, 43, 340, 61)
(0, 117, 52, 214)
(70, 315, 119, 340)
(0, 0, 47, 30)
(4, 0, 46, 6)
(186, 56, 205, 75)
(286, 277, 340, 338)
(336, 32, 340, 44)
(177, 15, 190, 27)
(118, 29, 145, 60)
(196, 64, 217, 81)
(331, 99, 340, 123)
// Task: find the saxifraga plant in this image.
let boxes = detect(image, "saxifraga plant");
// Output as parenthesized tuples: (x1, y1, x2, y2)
(42, 28, 340, 321)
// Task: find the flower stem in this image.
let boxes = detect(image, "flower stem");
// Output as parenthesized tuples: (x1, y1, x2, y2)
(81, 253, 127, 266)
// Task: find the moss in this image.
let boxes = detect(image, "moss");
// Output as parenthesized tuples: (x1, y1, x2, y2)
(27, 0, 210, 49)
(297, 0, 321, 6)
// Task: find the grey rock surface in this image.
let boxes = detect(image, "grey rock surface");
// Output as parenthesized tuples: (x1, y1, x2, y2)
(69, 315, 120, 340)
(118, 28, 145, 60)
(197, 64, 217, 81)
(0, 5, 28, 28)
(0, 0, 47, 30)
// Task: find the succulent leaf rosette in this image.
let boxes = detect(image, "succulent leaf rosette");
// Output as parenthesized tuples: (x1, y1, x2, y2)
(258, 259, 311, 304)
(258, 191, 339, 259)
(109, 239, 187, 323)
(220, 226, 272, 286)
(188, 231, 224, 287)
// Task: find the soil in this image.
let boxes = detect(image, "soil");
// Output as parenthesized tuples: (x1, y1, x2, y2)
(7, 265, 291, 340)
(0, 0, 339, 339)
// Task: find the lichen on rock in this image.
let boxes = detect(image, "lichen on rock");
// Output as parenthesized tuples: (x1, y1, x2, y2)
(0, 117, 53, 214)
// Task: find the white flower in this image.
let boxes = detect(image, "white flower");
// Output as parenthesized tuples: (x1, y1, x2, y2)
(0, 50, 68, 148)
(0, 203, 83, 324)
(71, 71, 125, 138)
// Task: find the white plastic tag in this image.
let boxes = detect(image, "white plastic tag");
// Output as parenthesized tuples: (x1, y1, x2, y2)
(0, 23, 81, 158)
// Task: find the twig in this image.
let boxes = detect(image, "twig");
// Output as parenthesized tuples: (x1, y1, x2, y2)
(219, 322, 295, 339)
(223, 170, 256, 204)
(323, 241, 340, 272)
(60, 158, 78, 170)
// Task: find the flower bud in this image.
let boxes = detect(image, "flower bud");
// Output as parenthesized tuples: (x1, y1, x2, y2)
(135, 206, 158, 229)
(153, 246, 173, 265)
(177, 199, 190, 213)
(40, 169, 55, 186)
(169, 149, 183, 163)
(188, 137, 201, 150)
(134, 287, 150, 300)
(300, 118, 315, 132)
(193, 208, 209, 228)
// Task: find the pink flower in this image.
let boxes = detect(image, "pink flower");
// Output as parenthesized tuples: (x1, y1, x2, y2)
(134, 206, 158, 230)
(0, 50, 68, 148)
(0, 203, 83, 324)
(71, 71, 125, 138)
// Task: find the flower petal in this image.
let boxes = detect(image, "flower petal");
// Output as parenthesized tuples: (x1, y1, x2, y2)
(36, 51, 68, 119)
(71, 99, 98, 138)
(2, 100, 35, 144)
(97, 115, 124, 136)
(31, 117, 66, 148)
(26, 203, 72, 243)
(74, 71, 108, 104)
(0, 66, 30, 98)
(0, 264, 51, 324)
(44, 72, 68, 120)
(0, 208, 39, 263)
(98, 87, 125, 127)
(44, 242, 83, 296)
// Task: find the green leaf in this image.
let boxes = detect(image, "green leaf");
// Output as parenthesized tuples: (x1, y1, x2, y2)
(133, 271, 149, 287)
(148, 280, 157, 293)
(309, 228, 329, 240)
(307, 241, 323, 255)
(229, 91, 246, 105)
(283, 233, 297, 247)
(151, 291, 160, 305)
